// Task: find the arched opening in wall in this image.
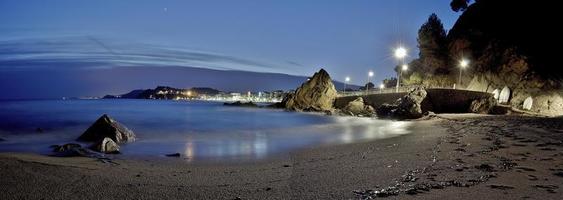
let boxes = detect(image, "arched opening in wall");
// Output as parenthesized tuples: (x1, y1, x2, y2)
(523, 96, 533, 110)
(499, 86, 511, 104)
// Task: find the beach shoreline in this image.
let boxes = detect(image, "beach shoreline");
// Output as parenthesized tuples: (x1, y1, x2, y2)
(1, 114, 562, 199)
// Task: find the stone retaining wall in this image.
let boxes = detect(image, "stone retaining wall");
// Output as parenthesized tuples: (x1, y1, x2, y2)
(335, 89, 493, 113)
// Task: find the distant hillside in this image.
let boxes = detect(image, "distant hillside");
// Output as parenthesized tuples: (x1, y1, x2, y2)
(104, 86, 221, 99)
(0, 66, 359, 100)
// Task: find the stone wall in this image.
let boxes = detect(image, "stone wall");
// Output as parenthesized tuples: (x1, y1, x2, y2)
(335, 89, 493, 114)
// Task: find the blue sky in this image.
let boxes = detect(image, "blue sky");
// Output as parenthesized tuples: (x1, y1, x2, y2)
(0, 0, 460, 97)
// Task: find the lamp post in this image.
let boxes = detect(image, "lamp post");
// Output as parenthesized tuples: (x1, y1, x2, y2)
(394, 47, 407, 92)
(379, 83, 385, 93)
(344, 76, 350, 93)
(398, 64, 408, 92)
(458, 59, 469, 89)
(366, 71, 374, 94)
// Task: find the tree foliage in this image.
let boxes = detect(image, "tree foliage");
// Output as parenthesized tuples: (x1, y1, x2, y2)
(417, 13, 449, 76)
(450, 0, 471, 12)
(359, 82, 375, 90)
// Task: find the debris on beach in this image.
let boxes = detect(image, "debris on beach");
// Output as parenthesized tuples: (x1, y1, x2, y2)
(166, 153, 181, 157)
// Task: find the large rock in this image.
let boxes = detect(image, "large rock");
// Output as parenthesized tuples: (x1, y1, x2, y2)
(91, 137, 120, 154)
(469, 96, 497, 114)
(281, 69, 337, 111)
(394, 87, 427, 119)
(342, 97, 375, 117)
(77, 114, 136, 143)
(376, 87, 427, 119)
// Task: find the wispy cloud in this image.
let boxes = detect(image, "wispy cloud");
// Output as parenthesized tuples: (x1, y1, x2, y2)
(0, 36, 292, 72)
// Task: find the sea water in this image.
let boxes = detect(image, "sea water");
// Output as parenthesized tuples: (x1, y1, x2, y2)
(0, 99, 411, 161)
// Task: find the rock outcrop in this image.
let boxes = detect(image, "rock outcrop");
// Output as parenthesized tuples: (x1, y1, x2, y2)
(447, 1, 562, 116)
(376, 87, 428, 119)
(223, 101, 258, 107)
(469, 96, 496, 114)
(91, 137, 120, 154)
(281, 69, 337, 112)
(77, 114, 136, 143)
(342, 97, 375, 117)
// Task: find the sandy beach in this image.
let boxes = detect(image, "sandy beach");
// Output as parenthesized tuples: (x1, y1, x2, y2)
(1, 114, 562, 199)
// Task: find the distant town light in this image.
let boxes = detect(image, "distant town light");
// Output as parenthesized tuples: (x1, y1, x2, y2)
(394, 47, 407, 59)
(380, 83, 385, 89)
(401, 64, 408, 71)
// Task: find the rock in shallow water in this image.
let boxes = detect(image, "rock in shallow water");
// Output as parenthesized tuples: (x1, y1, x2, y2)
(223, 101, 258, 107)
(91, 137, 120, 154)
(342, 97, 375, 117)
(77, 114, 136, 143)
(166, 153, 181, 157)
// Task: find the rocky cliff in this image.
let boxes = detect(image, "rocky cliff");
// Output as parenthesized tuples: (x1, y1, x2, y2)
(281, 69, 337, 111)
(411, 0, 563, 115)
(445, 0, 561, 115)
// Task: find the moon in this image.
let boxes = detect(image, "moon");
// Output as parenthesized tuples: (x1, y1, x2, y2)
(163, 7, 168, 12)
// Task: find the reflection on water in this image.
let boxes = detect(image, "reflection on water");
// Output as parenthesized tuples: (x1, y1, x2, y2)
(0, 100, 411, 162)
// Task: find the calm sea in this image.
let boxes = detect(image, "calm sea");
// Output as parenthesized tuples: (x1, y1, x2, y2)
(0, 99, 411, 161)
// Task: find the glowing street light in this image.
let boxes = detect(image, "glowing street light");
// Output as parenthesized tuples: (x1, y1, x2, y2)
(344, 76, 350, 91)
(394, 47, 408, 92)
(379, 83, 385, 93)
(366, 71, 374, 94)
(394, 47, 407, 59)
(402, 64, 408, 71)
(458, 59, 469, 88)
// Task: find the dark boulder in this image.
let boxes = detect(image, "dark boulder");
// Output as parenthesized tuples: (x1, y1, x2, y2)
(166, 153, 181, 157)
(281, 69, 337, 112)
(91, 137, 120, 154)
(77, 114, 136, 143)
(376, 87, 428, 119)
(375, 103, 398, 118)
(224, 101, 258, 107)
(469, 96, 497, 114)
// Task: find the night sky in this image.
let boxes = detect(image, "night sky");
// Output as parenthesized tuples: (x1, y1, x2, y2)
(0, 0, 460, 99)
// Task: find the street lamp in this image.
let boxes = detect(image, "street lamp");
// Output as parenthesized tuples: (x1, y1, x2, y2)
(458, 59, 469, 88)
(344, 76, 350, 92)
(394, 47, 407, 92)
(394, 47, 407, 59)
(379, 83, 385, 93)
(366, 71, 374, 94)
(397, 64, 408, 92)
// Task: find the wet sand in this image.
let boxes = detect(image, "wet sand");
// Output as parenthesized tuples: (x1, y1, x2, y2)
(1, 114, 562, 199)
